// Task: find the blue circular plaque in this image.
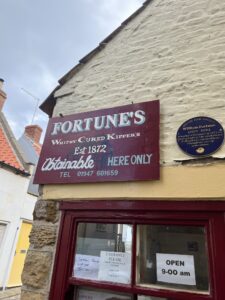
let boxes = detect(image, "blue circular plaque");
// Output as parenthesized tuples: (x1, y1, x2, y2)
(176, 117, 224, 157)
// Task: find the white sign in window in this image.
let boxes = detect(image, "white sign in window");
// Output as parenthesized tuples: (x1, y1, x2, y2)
(73, 254, 99, 280)
(138, 297, 168, 300)
(156, 253, 196, 286)
(98, 251, 131, 284)
(76, 288, 131, 300)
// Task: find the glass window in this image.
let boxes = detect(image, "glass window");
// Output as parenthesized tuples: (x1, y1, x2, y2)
(73, 223, 132, 284)
(75, 287, 132, 300)
(137, 225, 209, 292)
(50, 201, 225, 300)
(0, 223, 6, 248)
(138, 296, 168, 300)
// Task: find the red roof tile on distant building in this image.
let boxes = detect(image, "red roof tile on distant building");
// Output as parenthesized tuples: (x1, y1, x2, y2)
(0, 126, 24, 170)
(0, 79, 29, 175)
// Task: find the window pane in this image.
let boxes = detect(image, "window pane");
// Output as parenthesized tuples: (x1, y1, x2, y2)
(73, 223, 132, 284)
(0, 223, 6, 248)
(138, 296, 168, 300)
(75, 287, 132, 300)
(137, 225, 209, 292)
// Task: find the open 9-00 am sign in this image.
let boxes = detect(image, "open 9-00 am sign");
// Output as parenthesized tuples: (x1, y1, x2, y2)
(156, 253, 196, 286)
(34, 100, 159, 184)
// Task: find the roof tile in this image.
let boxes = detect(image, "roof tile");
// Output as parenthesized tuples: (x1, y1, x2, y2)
(0, 127, 24, 170)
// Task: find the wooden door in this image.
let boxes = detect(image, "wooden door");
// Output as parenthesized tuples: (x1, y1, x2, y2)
(7, 221, 32, 287)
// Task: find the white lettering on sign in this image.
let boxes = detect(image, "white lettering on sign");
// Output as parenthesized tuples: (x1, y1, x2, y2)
(73, 254, 100, 280)
(51, 110, 146, 135)
(107, 154, 152, 166)
(50, 132, 141, 146)
(156, 253, 196, 286)
(40, 153, 154, 172)
(98, 251, 131, 284)
(41, 155, 94, 171)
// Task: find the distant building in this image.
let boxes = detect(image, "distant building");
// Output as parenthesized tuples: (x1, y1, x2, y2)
(0, 79, 42, 289)
(18, 124, 42, 196)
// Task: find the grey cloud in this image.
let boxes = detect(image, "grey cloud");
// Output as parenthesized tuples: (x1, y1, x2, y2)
(0, 0, 143, 139)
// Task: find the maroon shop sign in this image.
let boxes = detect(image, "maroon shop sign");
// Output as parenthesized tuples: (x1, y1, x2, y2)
(34, 100, 160, 184)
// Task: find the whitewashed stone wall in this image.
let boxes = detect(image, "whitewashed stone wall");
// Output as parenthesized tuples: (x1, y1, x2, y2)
(21, 1, 225, 299)
(53, 0, 225, 164)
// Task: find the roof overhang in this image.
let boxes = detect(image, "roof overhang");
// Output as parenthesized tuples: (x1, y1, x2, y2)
(0, 160, 30, 177)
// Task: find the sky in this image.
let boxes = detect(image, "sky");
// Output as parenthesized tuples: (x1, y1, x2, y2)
(0, 0, 143, 142)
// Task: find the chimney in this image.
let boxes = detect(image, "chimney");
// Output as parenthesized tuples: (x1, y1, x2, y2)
(0, 79, 7, 111)
(25, 125, 42, 144)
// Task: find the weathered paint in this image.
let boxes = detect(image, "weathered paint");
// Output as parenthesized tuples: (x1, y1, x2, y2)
(42, 164, 225, 200)
(52, 0, 225, 164)
(21, 0, 225, 298)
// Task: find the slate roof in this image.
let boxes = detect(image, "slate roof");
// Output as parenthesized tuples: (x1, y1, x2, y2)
(17, 133, 42, 196)
(33, 142, 42, 155)
(18, 134, 40, 164)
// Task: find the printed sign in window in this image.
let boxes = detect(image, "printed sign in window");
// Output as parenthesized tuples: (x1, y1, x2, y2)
(76, 288, 131, 300)
(156, 253, 196, 285)
(98, 251, 131, 284)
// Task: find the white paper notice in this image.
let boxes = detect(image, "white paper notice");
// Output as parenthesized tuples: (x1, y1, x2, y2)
(98, 251, 131, 284)
(77, 289, 131, 300)
(73, 254, 99, 280)
(156, 253, 196, 286)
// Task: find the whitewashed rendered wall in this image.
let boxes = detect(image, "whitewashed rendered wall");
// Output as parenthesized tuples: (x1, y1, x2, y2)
(53, 0, 225, 164)
(0, 168, 36, 288)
